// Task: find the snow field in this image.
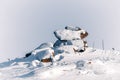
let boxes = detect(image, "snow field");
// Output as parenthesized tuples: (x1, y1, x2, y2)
(1, 50, 120, 80)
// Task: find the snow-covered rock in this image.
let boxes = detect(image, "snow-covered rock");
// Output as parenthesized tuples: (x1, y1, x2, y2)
(34, 48, 54, 61)
(54, 29, 86, 40)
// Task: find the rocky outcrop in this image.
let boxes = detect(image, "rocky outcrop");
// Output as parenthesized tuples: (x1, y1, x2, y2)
(24, 26, 89, 63)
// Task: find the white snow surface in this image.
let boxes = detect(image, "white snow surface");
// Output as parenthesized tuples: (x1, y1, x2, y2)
(1, 46, 120, 80)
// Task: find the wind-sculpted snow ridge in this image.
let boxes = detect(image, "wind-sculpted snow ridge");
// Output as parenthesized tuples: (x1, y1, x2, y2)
(0, 26, 120, 80)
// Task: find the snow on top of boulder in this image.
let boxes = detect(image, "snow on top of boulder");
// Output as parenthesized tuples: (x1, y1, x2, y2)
(54, 26, 87, 40)
(54, 29, 85, 40)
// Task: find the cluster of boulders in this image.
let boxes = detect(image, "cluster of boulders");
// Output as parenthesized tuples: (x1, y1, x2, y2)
(24, 26, 89, 65)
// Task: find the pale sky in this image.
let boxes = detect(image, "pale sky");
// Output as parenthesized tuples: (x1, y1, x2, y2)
(0, 0, 120, 62)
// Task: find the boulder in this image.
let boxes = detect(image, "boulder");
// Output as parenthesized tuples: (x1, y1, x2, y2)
(54, 29, 86, 40)
(34, 48, 54, 61)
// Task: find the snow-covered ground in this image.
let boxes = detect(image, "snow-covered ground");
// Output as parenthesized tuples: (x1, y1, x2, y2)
(0, 46, 120, 80)
(0, 27, 120, 80)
